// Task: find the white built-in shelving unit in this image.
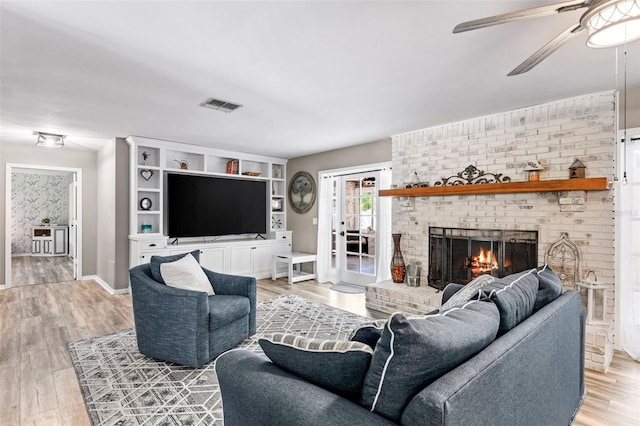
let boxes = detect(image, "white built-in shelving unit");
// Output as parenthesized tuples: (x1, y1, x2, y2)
(126, 136, 291, 277)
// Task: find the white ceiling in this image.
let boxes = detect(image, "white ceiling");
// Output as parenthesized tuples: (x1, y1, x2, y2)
(1, 1, 638, 158)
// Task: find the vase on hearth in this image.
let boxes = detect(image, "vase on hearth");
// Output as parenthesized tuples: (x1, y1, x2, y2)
(391, 233, 406, 283)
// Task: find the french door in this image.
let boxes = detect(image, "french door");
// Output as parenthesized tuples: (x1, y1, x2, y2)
(332, 172, 379, 285)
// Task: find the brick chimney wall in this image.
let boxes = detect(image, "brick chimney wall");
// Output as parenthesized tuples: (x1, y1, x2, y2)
(391, 90, 616, 371)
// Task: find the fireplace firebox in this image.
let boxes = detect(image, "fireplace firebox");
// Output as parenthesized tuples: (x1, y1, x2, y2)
(428, 227, 538, 290)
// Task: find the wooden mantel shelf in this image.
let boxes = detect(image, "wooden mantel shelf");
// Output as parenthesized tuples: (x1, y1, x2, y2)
(379, 177, 610, 198)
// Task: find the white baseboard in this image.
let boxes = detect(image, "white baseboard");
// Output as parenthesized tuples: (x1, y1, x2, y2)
(11, 253, 32, 257)
(83, 275, 130, 295)
(0, 284, 6, 290)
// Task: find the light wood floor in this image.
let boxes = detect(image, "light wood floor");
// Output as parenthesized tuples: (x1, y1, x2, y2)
(11, 256, 74, 287)
(0, 277, 638, 426)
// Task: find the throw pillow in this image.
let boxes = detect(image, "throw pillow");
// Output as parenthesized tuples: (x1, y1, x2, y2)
(360, 300, 500, 421)
(150, 249, 200, 284)
(480, 268, 539, 334)
(349, 319, 387, 349)
(259, 333, 373, 399)
(439, 274, 496, 312)
(160, 253, 214, 296)
(534, 264, 563, 311)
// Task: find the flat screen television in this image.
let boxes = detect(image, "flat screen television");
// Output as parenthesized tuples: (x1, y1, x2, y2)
(166, 173, 267, 238)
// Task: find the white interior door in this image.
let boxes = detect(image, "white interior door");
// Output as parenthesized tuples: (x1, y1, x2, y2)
(332, 172, 379, 285)
(68, 175, 79, 279)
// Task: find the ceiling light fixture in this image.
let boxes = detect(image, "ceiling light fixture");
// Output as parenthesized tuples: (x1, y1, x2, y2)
(583, 0, 640, 48)
(35, 132, 65, 148)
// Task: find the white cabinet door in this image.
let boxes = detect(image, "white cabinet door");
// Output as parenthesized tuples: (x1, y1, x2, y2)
(32, 240, 41, 254)
(42, 239, 53, 255)
(53, 228, 68, 255)
(200, 247, 226, 272)
(230, 245, 254, 275)
(252, 244, 274, 275)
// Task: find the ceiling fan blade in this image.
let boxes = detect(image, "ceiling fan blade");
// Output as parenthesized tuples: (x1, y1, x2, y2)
(508, 24, 583, 76)
(453, 0, 589, 33)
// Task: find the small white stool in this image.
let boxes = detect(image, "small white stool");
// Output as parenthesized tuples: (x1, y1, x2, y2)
(272, 252, 317, 284)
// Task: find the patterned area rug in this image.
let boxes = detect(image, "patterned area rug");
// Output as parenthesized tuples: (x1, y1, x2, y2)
(68, 295, 371, 425)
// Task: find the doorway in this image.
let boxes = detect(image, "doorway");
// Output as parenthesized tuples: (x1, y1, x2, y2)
(317, 162, 392, 286)
(5, 164, 83, 288)
(333, 172, 379, 285)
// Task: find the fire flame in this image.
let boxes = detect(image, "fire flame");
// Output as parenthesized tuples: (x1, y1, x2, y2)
(469, 248, 498, 275)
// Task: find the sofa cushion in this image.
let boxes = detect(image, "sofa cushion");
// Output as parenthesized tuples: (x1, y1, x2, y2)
(480, 268, 539, 334)
(534, 265, 563, 311)
(349, 319, 387, 349)
(150, 249, 201, 284)
(160, 253, 214, 296)
(360, 300, 500, 421)
(208, 295, 250, 329)
(439, 274, 496, 312)
(259, 333, 374, 399)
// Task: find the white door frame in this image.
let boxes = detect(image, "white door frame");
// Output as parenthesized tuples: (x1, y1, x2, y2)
(4, 163, 83, 289)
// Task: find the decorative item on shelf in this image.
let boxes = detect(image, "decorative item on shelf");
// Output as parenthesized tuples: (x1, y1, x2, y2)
(405, 172, 429, 188)
(273, 167, 282, 179)
(271, 216, 283, 229)
(174, 159, 189, 170)
(226, 159, 239, 174)
(391, 233, 406, 283)
(140, 197, 152, 211)
(41, 217, 51, 225)
(406, 264, 421, 287)
(524, 160, 544, 182)
(569, 159, 586, 179)
(576, 270, 608, 325)
(140, 169, 154, 181)
(271, 199, 283, 211)
(288, 171, 316, 214)
(242, 171, 261, 176)
(434, 165, 511, 186)
(141, 151, 150, 165)
(141, 223, 152, 233)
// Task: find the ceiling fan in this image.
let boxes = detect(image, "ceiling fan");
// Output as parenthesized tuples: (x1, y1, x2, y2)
(453, 0, 640, 76)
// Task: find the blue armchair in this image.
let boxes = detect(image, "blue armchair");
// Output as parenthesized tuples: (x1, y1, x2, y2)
(129, 263, 256, 367)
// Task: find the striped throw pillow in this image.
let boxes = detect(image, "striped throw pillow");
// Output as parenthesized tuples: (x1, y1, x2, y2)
(259, 333, 373, 399)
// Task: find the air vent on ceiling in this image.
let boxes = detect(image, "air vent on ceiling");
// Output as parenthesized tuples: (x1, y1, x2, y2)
(199, 97, 243, 113)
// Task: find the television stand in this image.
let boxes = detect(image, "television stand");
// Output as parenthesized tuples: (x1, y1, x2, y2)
(255, 234, 266, 240)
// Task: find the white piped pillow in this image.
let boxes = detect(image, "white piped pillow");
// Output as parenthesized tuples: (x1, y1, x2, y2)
(160, 253, 214, 296)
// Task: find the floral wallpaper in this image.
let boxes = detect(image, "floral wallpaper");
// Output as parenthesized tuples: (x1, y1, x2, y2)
(11, 172, 69, 254)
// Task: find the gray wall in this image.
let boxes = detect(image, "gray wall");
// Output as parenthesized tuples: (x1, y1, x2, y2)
(619, 86, 640, 130)
(96, 138, 130, 291)
(286, 139, 391, 253)
(115, 138, 130, 290)
(1, 141, 98, 284)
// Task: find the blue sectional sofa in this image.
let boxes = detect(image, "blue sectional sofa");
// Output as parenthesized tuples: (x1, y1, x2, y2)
(216, 268, 586, 425)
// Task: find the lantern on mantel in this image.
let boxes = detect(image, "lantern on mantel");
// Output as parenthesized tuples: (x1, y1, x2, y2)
(569, 159, 586, 179)
(524, 160, 544, 182)
(576, 270, 608, 325)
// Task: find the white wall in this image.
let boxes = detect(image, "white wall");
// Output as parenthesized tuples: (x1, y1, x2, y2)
(391, 90, 616, 370)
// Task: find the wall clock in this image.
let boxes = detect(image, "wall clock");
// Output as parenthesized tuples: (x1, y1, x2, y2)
(140, 197, 152, 210)
(288, 171, 316, 214)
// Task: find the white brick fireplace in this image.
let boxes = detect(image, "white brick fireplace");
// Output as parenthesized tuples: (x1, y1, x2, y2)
(389, 90, 616, 371)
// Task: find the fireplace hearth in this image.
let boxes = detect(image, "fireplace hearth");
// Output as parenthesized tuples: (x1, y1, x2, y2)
(428, 227, 538, 290)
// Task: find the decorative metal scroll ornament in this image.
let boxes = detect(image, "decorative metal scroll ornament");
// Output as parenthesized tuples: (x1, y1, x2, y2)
(433, 165, 511, 187)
